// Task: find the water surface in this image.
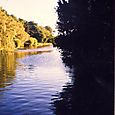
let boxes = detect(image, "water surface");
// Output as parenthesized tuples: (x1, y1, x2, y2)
(0, 48, 72, 115)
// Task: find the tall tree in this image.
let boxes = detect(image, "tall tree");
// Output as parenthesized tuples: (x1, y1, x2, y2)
(56, 0, 113, 50)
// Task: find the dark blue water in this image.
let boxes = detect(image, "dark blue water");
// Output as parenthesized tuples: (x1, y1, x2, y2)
(0, 48, 72, 115)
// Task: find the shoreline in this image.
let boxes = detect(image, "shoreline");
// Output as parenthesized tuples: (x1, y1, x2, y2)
(0, 43, 53, 53)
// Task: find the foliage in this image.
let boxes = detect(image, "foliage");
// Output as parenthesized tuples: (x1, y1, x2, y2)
(56, 0, 113, 84)
(56, 0, 113, 51)
(24, 21, 42, 42)
(0, 7, 32, 51)
(56, 0, 78, 36)
(24, 21, 55, 43)
(56, 0, 113, 38)
(0, 7, 55, 51)
(55, 1, 113, 115)
(45, 26, 53, 33)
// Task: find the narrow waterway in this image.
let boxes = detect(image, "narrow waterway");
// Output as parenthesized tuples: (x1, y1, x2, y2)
(0, 48, 72, 115)
(0, 47, 113, 115)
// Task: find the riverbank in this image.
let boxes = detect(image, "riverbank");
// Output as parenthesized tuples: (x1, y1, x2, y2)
(0, 43, 53, 53)
(16, 44, 54, 54)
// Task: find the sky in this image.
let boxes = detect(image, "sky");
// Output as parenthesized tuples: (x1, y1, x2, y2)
(0, 0, 59, 34)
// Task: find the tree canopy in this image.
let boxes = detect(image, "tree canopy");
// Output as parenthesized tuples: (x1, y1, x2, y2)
(24, 21, 55, 43)
(0, 7, 56, 51)
(56, 0, 113, 36)
(56, 0, 113, 50)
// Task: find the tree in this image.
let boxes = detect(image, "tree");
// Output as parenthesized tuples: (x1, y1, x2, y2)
(56, 0, 80, 36)
(0, 7, 38, 51)
(45, 26, 53, 33)
(56, 0, 113, 49)
(24, 21, 43, 42)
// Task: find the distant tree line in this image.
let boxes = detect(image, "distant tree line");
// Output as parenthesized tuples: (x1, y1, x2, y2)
(0, 7, 56, 51)
(24, 21, 55, 43)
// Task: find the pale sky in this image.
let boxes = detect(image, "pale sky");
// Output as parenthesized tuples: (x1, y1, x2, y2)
(0, 0, 58, 33)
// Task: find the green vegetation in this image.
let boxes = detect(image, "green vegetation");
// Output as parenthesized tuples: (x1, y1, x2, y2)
(0, 7, 56, 52)
(24, 21, 56, 44)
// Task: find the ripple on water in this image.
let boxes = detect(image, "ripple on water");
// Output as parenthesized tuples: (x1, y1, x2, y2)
(0, 49, 72, 115)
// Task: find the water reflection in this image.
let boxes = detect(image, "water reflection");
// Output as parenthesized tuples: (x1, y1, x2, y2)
(0, 52, 16, 89)
(0, 51, 40, 89)
(53, 49, 113, 115)
(0, 48, 72, 115)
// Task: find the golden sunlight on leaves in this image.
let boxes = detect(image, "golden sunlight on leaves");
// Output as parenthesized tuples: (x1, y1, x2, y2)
(0, 7, 55, 51)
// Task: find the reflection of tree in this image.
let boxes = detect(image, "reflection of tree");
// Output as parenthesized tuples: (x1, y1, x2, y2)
(0, 52, 16, 88)
(57, 82, 112, 114)
(53, 64, 113, 115)
(52, 50, 113, 115)
(0, 51, 41, 89)
(0, 50, 53, 89)
(55, 0, 113, 114)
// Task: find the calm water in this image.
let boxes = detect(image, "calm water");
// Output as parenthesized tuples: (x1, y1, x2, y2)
(0, 47, 113, 115)
(0, 48, 72, 115)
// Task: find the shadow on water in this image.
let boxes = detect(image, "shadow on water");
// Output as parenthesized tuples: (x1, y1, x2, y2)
(52, 48, 113, 115)
(0, 47, 113, 115)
